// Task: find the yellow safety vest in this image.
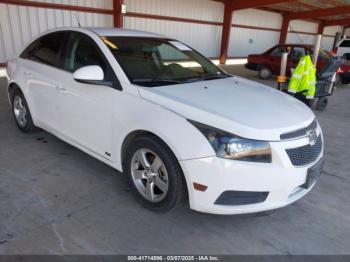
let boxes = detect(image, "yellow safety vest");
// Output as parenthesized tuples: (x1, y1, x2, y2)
(288, 55, 316, 99)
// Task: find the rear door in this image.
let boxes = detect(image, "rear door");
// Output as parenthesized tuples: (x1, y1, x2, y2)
(53, 31, 122, 159)
(20, 31, 68, 130)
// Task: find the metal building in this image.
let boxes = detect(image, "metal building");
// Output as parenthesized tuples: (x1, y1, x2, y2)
(0, 0, 348, 66)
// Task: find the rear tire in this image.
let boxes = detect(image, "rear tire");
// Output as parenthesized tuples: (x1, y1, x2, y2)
(258, 65, 272, 80)
(123, 135, 186, 212)
(11, 88, 39, 133)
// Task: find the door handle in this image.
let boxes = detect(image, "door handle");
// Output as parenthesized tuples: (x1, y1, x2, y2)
(55, 85, 67, 93)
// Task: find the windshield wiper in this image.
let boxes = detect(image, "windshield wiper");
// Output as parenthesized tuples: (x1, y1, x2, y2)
(132, 78, 183, 87)
(200, 73, 231, 80)
(133, 79, 183, 83)
(132, 74, 231, 86)
(182, 73, 231, 83)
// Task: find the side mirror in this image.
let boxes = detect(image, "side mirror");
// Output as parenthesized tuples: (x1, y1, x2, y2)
(73, 65, 112, 87)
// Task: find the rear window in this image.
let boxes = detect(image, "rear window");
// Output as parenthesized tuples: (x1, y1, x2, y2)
(339, 40, 350, 48)
(21, 32, 67, 67)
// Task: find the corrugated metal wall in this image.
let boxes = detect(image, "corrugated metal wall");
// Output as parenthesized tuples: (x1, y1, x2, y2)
(125, 0, 223, 22)
(0, 0, 113, 63)
(124, 17, 222, 58)
(0, 0, 343, 63)
(125, 0, 281, 58)
(287, 21, 341, 51)
(287, 20, 317, 46)
(322, 26, 342, 50)
(229, 9, 281, 56)
(124, 0, 223, 58)
(344, 27, 350, 37)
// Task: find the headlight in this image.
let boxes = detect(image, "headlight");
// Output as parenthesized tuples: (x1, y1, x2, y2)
(189, 120, 272, 163)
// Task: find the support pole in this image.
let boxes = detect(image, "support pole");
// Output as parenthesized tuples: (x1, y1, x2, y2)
(277, 52, 288, 90)
(313, 34, 322, 65)
(219, 2, 233, 64)
(317, 22, 324, 35)
(113, 0, 124, 28)
(279, 16, 290, 45)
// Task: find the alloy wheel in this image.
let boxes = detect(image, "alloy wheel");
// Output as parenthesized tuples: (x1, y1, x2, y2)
(260, 68, 270, 79)
(13, 96, 27, 128)
(131, 148, 169, 203)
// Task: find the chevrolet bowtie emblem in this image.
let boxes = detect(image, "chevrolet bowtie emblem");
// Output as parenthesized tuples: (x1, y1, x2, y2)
(307, 130, 317, 146)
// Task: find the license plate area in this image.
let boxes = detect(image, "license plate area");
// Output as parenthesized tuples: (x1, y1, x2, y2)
(301, 158, 325, 189)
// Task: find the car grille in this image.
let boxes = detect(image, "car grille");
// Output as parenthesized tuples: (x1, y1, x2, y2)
(286, 136, 322, 166)
(280, 120, 317, 140)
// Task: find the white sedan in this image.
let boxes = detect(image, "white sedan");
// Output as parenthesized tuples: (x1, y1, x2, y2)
(5, 27, 324, 214)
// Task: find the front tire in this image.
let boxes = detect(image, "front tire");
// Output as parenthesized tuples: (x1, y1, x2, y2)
(11, 88, 39, 133)
(124, 135, 186, 212)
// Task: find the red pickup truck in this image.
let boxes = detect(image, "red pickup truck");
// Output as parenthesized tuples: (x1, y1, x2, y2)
(245, 44, 346, 85)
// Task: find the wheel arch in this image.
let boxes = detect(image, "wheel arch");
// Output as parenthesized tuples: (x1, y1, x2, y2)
(258, 63, 273, 72)
(120, 129, 189, 196)
(7, 82, 20, 105)
(7, 81, 37, 125)
(121, 129, 180, 171)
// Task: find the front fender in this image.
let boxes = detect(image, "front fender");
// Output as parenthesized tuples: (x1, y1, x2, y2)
(111, 93, 215, 171)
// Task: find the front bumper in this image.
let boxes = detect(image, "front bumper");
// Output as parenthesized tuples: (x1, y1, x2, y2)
(179, 130, 323, 215)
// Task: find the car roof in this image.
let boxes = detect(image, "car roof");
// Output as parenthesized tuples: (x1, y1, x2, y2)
(37, 27, 166, 39)
(86, 27, 165, 38)
(281, 44, 312, 48)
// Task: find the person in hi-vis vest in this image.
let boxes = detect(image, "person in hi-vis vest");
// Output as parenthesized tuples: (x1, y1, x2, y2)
(288, 55, 316, 105)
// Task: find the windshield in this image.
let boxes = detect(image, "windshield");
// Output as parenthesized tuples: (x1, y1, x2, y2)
(101, 36, 230, 87)
(319, 49, 332, 60)
(308, 47, 331, 58)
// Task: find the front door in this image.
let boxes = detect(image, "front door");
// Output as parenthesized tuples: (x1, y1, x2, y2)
(55, 32, 121, 159)
(267, 45, 292, 75)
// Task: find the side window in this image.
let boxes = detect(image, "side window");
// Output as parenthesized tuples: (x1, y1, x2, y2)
(339, 40, 350, 48)
(21, 32, 66, 67)
(270, 46, 286, 57)
(292, 47, 306, 60)
(158, 43, 204, 74)
(63, 32, 115, 83)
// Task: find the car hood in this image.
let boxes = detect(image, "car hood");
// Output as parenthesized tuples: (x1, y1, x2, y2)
(137, 76, 315, 141)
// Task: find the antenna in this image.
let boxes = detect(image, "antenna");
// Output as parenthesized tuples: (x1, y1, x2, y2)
(73, 12, 81, 27)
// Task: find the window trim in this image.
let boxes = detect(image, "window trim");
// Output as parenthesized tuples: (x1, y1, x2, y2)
(269, 46, 288, 57)
(20, 31, 70, 70)
(291, 46, 306, 61)
(61, 31, 122, 91)
(101, 36, 228, 87)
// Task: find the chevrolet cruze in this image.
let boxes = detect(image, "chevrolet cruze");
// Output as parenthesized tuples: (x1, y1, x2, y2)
(5, 28, 324, 214)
